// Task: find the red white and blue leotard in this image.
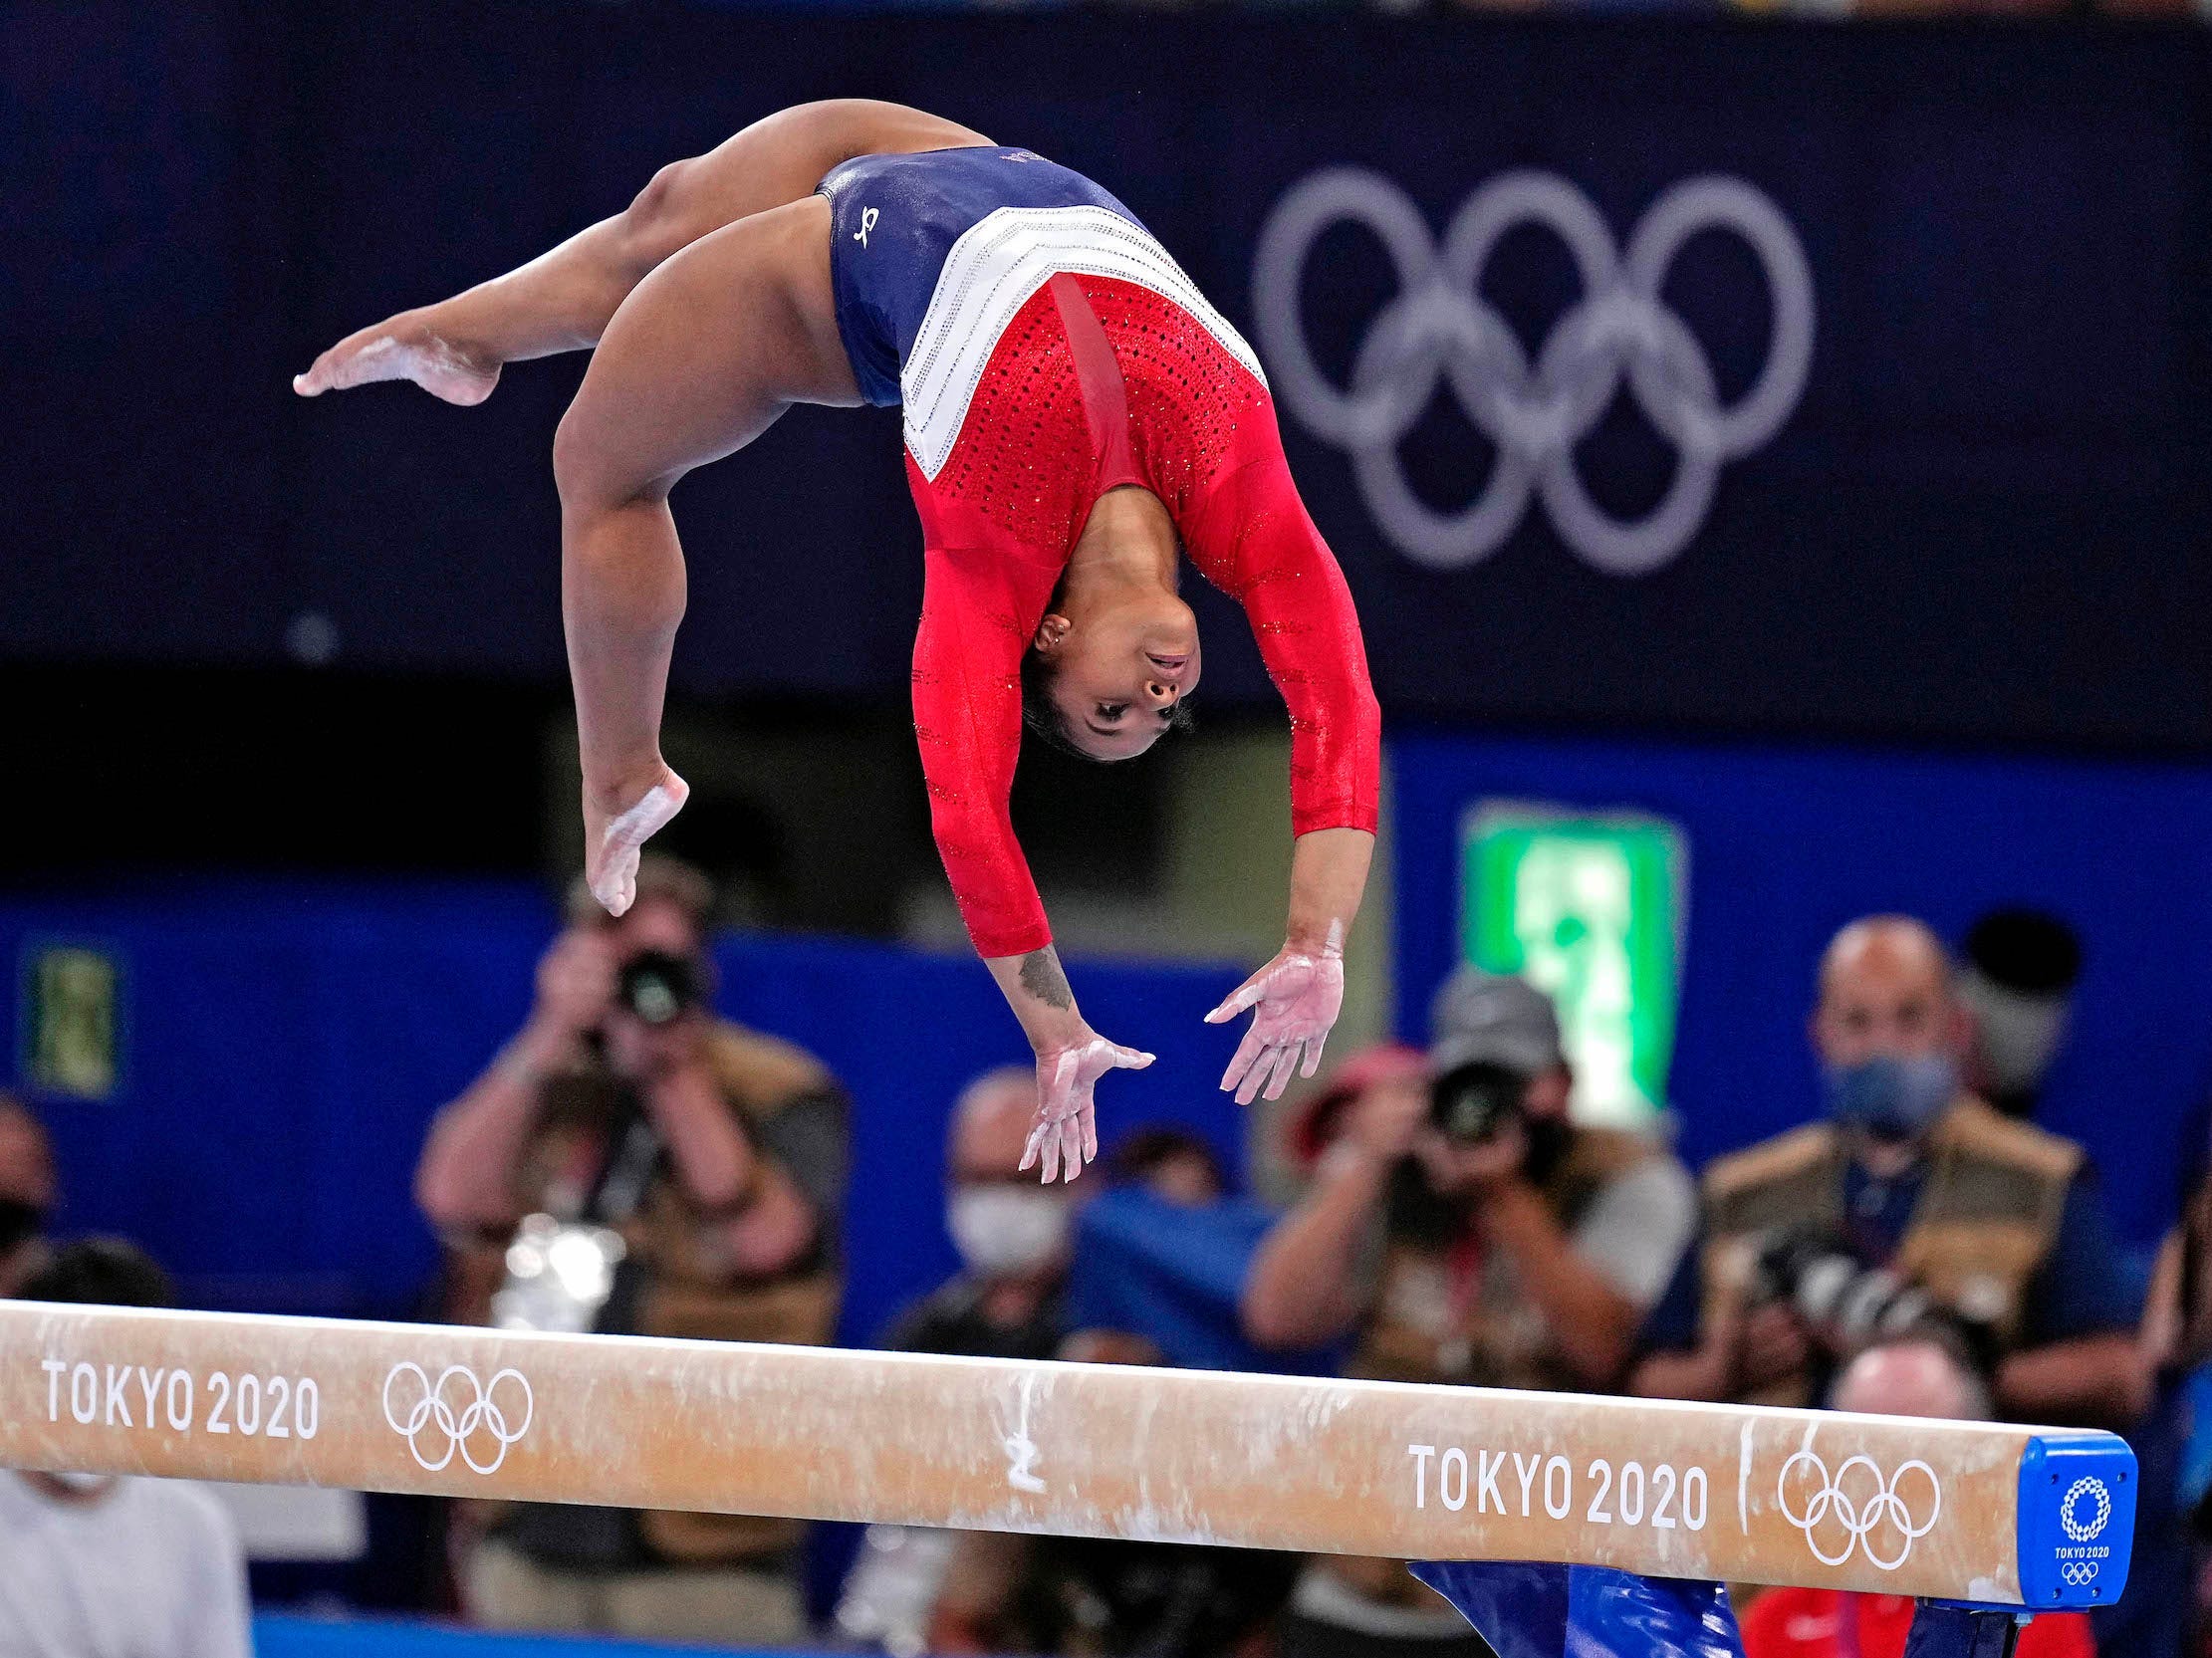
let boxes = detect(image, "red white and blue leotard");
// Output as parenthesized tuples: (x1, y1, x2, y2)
(819, 146, 1380, 959)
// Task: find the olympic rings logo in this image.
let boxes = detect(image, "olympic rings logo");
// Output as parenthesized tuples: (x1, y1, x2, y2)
(1777, 1450, 1941, 1571)
(2061, 1561, 2100, 1587)
(1252, 168, 1815, 577)
(382, 1361, 535, 1475)
(2061, 1477, 2112, 1543)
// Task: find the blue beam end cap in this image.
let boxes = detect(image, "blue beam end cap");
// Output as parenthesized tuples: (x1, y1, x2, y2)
(2015, 1430, 2134, 1611)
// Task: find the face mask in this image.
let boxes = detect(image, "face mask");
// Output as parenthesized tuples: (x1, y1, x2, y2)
(0, 1199, 46, 1256)
(1826, 1054, 1959, 1141)
(947, 1187, 1072, 1278)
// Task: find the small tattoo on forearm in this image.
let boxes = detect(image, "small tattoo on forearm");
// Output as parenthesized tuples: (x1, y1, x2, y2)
(1019, 949, 1073, 1011)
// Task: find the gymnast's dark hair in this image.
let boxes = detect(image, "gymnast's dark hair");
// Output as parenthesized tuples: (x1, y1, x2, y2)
(1020, 577, 1195, 761)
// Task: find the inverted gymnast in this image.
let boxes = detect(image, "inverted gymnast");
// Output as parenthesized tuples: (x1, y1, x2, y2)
(295, 100, 1381, 1181)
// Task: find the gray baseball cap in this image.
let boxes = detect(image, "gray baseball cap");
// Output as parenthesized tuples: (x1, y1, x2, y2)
(1429, 968, 1565, 1076)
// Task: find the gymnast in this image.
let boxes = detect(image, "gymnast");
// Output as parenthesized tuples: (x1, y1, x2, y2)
(295, 100, 1381, 1182)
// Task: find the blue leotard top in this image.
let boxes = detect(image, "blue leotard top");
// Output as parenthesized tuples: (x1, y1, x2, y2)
(817, 145, 1147, 408)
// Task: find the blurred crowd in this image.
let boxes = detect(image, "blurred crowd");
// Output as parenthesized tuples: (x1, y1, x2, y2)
(7, 855, 2212, 1657)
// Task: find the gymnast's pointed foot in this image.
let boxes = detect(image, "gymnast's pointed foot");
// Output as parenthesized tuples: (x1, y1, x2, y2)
(292, 309, 503, 405)
(586, 766, 690, 917)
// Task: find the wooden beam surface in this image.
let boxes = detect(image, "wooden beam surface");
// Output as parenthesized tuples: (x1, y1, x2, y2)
(0, 1302, 2133, 1607)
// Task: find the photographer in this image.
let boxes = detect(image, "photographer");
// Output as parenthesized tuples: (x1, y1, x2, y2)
(1241, 970, 1694, 1658)
(1628, 916, 2142, 1428)
(1243, 970, 1694, 1388)
(415, 853, 848, 1646)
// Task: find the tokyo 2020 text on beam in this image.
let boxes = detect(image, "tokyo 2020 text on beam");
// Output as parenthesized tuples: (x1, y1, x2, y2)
(0, 1302, 2132, 1610)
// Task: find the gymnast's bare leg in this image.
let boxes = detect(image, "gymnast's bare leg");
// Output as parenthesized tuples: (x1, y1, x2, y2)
(294, 101, 989, 404)
(293, 101, 990, 907)
(550, 199, 863, 910)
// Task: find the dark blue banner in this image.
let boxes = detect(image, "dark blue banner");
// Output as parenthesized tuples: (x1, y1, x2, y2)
(6, 6, 2209, 747)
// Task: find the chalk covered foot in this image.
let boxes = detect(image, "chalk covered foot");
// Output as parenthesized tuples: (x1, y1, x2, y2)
(586, 769, 690, 916)
(293, 311, 502, 405)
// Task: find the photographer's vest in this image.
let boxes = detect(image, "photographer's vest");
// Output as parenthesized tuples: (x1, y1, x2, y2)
(1351, 1126, 1654, 1393)
(1324, 1127, 1659, 1612)
(1697, 1096, 2080, 1408)
(454, 1021, 842, 1567)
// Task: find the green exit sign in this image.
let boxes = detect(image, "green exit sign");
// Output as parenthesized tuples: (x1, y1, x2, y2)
(1461, 805, 1687, 1128)
(19, 942, 123, 1102)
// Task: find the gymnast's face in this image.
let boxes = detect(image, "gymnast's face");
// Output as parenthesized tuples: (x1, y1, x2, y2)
(1033, 597, 1202, 763)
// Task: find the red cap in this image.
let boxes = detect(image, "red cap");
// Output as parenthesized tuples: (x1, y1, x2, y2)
(1286, 1043, 1426, 1168)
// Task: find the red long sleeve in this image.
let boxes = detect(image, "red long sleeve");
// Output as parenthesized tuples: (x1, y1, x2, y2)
(908, 534, 1063, 960)
(1180, 430, 1382, 839)
(902, 272, 1380, 962)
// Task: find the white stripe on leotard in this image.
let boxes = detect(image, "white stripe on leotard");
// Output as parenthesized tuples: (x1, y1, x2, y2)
(900, 204, 1267, 483)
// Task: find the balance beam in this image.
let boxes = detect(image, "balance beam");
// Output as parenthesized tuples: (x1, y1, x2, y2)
(0, 1302, 2131, 1610)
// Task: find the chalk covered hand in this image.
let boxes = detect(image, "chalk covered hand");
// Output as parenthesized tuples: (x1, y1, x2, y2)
(1206, 926, 1345, 1106)
(1023, 1032, 1155, 1185)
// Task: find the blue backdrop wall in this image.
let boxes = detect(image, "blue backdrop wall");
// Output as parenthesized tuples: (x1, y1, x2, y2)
(1393, 730, 2212, 1247)
(13, 721, 2211, 1324)
(0, 881, 1242, 1343)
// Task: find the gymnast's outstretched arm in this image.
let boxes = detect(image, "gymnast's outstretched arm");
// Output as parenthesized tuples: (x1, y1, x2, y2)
(912, 542, 1154, 1182)
(292, 100, 988, 402)
(1182, 438, 1382, 1103)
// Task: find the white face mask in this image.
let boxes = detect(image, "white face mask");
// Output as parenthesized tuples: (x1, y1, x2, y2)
(947, 1186, 1072, 1278)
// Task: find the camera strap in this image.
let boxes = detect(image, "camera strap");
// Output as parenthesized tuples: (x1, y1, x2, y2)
(587, 1115, 663, 1227)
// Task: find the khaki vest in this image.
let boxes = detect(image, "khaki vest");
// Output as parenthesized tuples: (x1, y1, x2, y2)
(1330, 1126, 1664, 1608)
(1351, 1125, 1657, 1393)
(1697, 1096, 2079, 1407)
(456, 1019, 843, 1564)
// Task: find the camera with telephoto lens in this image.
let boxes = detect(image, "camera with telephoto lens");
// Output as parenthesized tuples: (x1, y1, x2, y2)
(1750, 1230, 1994, 1373)
(1428, 1061, 1530, 1144)
(615, 949, 701, 1028)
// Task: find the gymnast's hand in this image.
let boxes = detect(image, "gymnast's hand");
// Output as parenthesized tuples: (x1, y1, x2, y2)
(1022, 1030, 1155, 1185)
(292, 307, 502, 406)
(583, 766, 690, 917)
(1206, 924, 1346, 1106)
